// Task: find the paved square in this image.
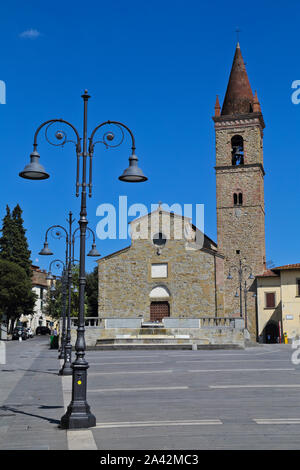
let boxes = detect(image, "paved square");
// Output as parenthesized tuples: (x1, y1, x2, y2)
(1, 337, 300, 449)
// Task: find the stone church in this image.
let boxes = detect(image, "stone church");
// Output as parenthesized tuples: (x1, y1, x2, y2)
(97, 42, 266, 340)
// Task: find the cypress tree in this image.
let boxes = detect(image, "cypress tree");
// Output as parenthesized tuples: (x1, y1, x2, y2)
(0, 205, 15, 262)
(11, 204, 32, 277)
(0, 205, 36, 330)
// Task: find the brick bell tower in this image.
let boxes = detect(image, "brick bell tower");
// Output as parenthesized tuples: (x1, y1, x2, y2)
(213, 43, 266, 338)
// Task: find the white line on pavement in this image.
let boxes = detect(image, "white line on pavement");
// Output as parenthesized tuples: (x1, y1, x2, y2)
(189, 368, 294, 372)
(94, 419, 222, 429)
(87, 355, 161, 359)
(89, 369, 173, 376)
(254, 418, 300, 425)
(88, 361, 164, 366)
(177, 359, 290, 363)
(210, 384, 300, 389)
(89, 386, 189, 393)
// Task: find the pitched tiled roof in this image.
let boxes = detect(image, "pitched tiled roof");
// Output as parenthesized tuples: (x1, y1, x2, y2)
(256, 269, 279, 278)
(272, 263, 300, 270)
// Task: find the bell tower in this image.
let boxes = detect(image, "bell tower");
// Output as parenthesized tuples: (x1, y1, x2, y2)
(213, 43, 266, 338)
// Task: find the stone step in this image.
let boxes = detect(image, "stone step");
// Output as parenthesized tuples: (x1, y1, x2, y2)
(89, 343, 194, 350)
(97, 337, 192, 345)
(88, 343, 244, 351)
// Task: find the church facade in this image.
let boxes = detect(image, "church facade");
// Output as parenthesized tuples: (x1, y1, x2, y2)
(98, 209, 225, 322)
(97, 42, 267, 340)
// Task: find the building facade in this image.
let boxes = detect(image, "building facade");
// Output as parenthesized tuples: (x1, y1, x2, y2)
(257, 264, 300, 343)
(97, 43, 267, 339)
(20, 265, 58, 332)
(98, 209, 225, 322)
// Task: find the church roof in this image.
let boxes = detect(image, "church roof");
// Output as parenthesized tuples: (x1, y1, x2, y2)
(221, 43, 255, 116)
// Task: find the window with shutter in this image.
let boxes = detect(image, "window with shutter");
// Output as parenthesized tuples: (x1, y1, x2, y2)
(265, 292, 275, 308)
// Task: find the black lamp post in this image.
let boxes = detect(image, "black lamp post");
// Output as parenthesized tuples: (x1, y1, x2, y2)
(227, 257, 254, 322)
(46, 259, 67, 335)
(19, 90, 148, 429)
(40, 212, 100, 376)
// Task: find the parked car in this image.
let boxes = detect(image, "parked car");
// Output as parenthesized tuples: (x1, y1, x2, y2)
(26, 327, 33, 338)
(36, 326, 51, 335)
(12, 326, 28, 340)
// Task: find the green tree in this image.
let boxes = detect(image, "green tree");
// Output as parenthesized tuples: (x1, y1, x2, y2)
(11, 204, 32, 277)
(0, 204, 35, 331)
(0, 206, 15, 263)
(85, 266, 98, 317)
(0, 259, 36, 331)
(43, 265, 88, 319)
(0, 204, 32, 277)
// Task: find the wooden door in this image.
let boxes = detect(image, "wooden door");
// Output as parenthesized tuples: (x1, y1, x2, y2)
(150, 301, 170, 322)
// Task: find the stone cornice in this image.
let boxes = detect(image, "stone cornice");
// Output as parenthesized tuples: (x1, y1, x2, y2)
(212, 112, 265, 130)
(215, 163, 265, 176)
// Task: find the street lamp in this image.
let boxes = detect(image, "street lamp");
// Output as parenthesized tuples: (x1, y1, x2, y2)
(46, 259, 67, 329)
(39, 212, 99, 377)
(227, 257, 254, 323)
(19, 90, 148, 429)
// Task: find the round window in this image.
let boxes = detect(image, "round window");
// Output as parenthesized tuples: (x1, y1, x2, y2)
(153, 232, 167, 247)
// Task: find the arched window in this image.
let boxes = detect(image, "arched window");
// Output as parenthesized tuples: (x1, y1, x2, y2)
(231, 135, 244, 165)
(233, 192, 243, 206)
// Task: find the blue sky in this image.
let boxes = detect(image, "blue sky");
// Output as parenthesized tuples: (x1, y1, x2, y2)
(0, 0, 299, 274)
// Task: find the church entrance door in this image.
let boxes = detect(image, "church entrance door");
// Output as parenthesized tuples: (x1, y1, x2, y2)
(150, 301, 170, 322)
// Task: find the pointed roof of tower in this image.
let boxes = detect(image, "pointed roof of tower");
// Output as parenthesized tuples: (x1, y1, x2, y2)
(221, 43, 254, 116)
(214, 95, 221, 117)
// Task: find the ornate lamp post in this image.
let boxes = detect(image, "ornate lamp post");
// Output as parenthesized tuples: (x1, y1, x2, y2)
(40, 212, 99, 376)
(19, 90, 148, 429)
(227, 257, 254, 322)
(46, 258, 67, 335)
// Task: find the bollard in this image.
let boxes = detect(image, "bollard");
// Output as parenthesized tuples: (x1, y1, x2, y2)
(0, 341, 6, 364)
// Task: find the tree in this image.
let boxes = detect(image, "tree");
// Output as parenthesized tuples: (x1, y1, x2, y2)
(0, 259, 36, 332)
(0, 204, 32, 277)
(0, 204, 35, 331)
(43, 265, 88, 319)
(11, 204, 32, 277)
(0, 206, 15, 263)
(85, 266, 98, 317)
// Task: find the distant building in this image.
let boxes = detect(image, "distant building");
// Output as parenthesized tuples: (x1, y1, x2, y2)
(20, 265, 58, 332)
(257, 264, 300, 343)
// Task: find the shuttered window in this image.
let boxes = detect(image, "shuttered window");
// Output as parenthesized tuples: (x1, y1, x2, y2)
(265, 292, 276, 308)
(297, 279, 300, 296)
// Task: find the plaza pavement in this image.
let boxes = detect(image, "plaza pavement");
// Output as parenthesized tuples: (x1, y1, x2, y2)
(1, 336, 300, 450)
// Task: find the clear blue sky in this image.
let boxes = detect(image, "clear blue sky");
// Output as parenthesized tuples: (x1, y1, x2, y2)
(0, 0, 299, 274)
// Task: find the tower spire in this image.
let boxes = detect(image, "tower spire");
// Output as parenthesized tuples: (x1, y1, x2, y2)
(221, 43, 254, 116)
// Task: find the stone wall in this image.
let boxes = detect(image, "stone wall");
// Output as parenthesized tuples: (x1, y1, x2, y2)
(98, 212, 225, 320)
(69, 324, 245, 348)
